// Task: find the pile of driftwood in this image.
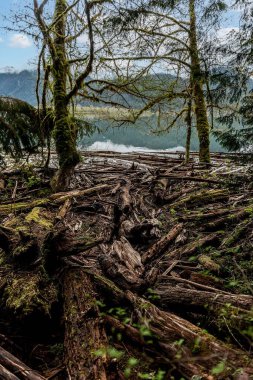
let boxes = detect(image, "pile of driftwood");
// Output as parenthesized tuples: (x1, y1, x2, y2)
(0, 151, 252, 380)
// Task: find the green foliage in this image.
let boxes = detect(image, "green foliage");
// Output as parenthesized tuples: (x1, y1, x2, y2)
(0, 97, 41, 158)
(211, 361, 226, 375)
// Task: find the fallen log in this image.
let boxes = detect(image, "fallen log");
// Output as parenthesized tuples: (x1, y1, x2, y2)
(118, 180, 132, 213)
(154, 285, 253, 348)
(0, 346, 45, 380)
(51, 184, 111, 203)
(99, 238, 145, 290)
(0, 364, 19, 380)
(204, 209, 252, 231)
(63, 269, 108, 379)
(159, 174, 223, 185)
(159, 232, 222, 270)
(0, 185, 111, 215)
(91, 271, 253, 378)
(142, 223, 183, 264)
(171, 189, 229, 209)
(154, 285, 253, 311)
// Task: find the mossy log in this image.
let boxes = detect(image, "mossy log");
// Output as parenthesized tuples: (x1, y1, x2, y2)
(0, 184, 111, 215)
(0, 199, 51, 215)
(171, 189, 229, 209)
(221, 220, 252, 247)
(0, 226, 40, 264)
(3, 272, 57, 317)
(63, 269, 108, 379)
(204, 209, 252, 231)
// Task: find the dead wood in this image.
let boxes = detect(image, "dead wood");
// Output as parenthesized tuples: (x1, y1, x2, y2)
(50, 184, 111, 203)
(99, 238, 145, 290)
(92, 272, 253, 378)
(117, 180, 132, 213)
(142, 223, 183, 264)
(154, 284, 253, 310)
(159, 174, 223, 184)
(120, 219, 158, 242)
(204, 209, 251, 231)
(0, 346, 45, 380)
(171, 189, 230, 209)
(63, 269, 108, 380)
(1, 152, 253, 379)
(0, 364, 19, 380)
(159, 232, 222, 270)
(0, 226, 40, 264)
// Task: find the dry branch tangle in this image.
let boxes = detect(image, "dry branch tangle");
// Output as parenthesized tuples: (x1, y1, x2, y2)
(1, 152, 253, 379)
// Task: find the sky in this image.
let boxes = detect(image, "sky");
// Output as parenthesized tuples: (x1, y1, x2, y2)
(0, 0, 37, 72)
(0, 0, 242, 73)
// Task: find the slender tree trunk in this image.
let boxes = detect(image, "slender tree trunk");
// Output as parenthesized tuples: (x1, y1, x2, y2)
(52, 0, 80, 190)
(185, 92, 192, 163)
(189, 0, 210, 163)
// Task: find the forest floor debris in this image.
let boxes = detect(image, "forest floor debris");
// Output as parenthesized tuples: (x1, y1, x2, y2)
(0, 151, 252, 379)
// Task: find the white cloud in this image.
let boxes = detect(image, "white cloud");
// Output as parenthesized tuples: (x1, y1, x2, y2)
(9, 34, 32, 48)
(77, 34, 89, 45)
(216, 27, 239, 41)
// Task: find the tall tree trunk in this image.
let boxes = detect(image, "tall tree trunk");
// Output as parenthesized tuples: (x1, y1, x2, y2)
(185, 86, 192, 163)
(189, 0, 210, 163)
(52, 0, 80, 190)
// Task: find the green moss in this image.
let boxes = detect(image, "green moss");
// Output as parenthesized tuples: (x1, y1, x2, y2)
(4, 273, 58, 317)
(25, 207, 53, 229)
(0, 198, 50, 214)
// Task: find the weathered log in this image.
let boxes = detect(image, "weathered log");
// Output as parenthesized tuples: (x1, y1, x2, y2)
(204, 209, 251, 231)
(160, 174, 223, 184)
(118, 180, 132, 213)
(142, 223, 183, 264)
(51, 184, 111, 203)
(0, 364, 19, 380)
(159, 232, 222, 270)
(152, 177, 169, 203)
(154, 285, 253, 310)
(0, 185, 110, 215)
(63, 269, 108, 379)
(99, 238, 145, 290)
(91, 271, 253, 378)
(120, 219, 157, 242)
(0, 346, 45, 380)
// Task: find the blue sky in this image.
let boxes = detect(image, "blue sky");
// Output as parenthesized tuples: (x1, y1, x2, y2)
(0, 0, 241, 72)
(0, 0, 37, 72)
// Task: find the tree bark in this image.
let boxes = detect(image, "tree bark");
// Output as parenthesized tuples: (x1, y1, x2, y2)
(63, 269, 108, 379)
(51, 0, 80, 191)
(189, 0, 210, 163)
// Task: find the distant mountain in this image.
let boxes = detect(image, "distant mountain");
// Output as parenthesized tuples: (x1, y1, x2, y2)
(0, 70, 38, 105)
(0, 70, 179, 108)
